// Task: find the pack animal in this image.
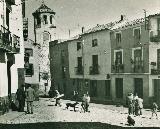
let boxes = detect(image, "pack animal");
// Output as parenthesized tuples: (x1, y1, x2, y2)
(66, 102, 79, 112)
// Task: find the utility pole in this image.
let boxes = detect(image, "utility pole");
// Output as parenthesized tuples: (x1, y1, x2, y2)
(143, 9, 147, 30)
(82, 39, 85, 94)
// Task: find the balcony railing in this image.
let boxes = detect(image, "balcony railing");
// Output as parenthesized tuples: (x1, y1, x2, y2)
(151, 69, 160, 75)
(0, 25, 20, 53)
(150, 30, 160, 42)
(112, 64, 124, 73)
(89, 65, 100, 75)
(5, 0, 15, 5)
(75, 67, 83, 75)
(132, 60, 144, 73)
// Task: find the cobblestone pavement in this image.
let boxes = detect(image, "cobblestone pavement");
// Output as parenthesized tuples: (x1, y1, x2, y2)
(0, 98, 160, 127)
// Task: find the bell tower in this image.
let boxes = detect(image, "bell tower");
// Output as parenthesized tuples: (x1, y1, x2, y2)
(32, 2, 56, 92)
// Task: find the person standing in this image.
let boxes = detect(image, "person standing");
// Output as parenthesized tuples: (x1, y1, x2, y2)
(81, 94, 86, 112)
(25, 85, 35, 114)
(134, 99, 139, 116)
(150, 102, 158, 119)
(16, 85, 25, 112)
(85, 93, 90, 112)
(127, 93, 133, 115)
(138, 98, 143, 115)
(55, 90, 61, 106)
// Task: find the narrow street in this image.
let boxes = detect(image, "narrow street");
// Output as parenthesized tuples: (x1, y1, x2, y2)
(0, 98, 160, 128)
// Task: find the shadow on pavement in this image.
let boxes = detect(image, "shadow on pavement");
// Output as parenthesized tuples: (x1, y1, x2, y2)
(0, 122, 160, 129)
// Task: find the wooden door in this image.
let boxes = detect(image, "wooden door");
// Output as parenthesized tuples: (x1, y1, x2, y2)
(154, 79, 160, 105)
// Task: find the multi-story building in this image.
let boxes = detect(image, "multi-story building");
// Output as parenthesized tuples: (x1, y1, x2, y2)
(49, 13, 160, 106)
(24, 38, 40, 97)
(49, 39, 73, 97)
(110, 14, 160, 107)
(68, 18, 125, 102)
(0, 0, 24, 114)
(32, 2, 56, 93)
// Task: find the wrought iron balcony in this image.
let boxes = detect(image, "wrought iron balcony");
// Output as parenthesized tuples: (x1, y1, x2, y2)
(6, 0, 15, 5)
(151, 69, 160, 75)
(75, 67, 83, 75)
(0, 25, 20, 53)
(150, 30, 160, 42)
(5, 0, 15, 5)
(89, 65, 100, 75)
(132, 61, 144, 73)
(112, 64, 124, 73)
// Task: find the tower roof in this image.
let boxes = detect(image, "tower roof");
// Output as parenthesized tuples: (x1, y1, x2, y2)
(32, 3, 55, 16)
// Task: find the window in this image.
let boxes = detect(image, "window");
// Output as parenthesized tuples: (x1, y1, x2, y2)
(133, 28, 141, 41)
(43, 32, 50, 41)
(158, 19, 160, 36)
(92, 55, 98, 66)
(6, 8, 10, 28)
(105, 80, 111, 97)
(37, 16, 41, 25)
(50, 15, 53, 24)
(115, 78, 123, 98)
(90, 80, 97, 97)
(157, 49, 160, 69)
(43, 15, 48, 24)
(77, 57, 83, 74)
(115, 51, 122, 65)
(77, 42, 82, 50)
(134, 49, 142, 67)
(92, 39, 98, 47)
(25, 48, 33, 57)
(91, 55, 99, 74)
(25, 63, 34, 76)
(77, 57, 82, 68)
(116, 33, 121, 44)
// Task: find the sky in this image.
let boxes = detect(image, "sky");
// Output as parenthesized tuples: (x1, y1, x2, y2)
(26, 0, 160, 41)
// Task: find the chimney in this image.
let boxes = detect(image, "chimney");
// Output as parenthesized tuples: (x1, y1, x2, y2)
(82, 27, 85, 33)
(120, 15, 126, 21)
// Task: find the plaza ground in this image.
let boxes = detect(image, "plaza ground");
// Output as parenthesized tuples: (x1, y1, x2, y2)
(0, 98, 160, 129)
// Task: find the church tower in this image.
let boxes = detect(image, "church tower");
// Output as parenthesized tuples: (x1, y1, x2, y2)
(32, 2, 56, 92)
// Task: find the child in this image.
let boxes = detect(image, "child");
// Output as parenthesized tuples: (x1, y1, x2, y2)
(150, 102, 158, 119)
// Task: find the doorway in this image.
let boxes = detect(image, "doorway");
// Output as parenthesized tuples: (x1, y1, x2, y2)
(153, 79, 160, 105)
(134, 78, 143, 98)
(7, 61, 12, 100)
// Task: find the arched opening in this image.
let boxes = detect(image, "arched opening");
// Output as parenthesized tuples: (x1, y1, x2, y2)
(50, 15, 53, 24)
(43, 15, 48, 24)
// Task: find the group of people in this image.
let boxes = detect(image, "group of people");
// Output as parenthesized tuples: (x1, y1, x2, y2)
(127, 93, 143, 116)
(127, 93, 159, 120)
(54, 90, 91, 113)
(12, 85, 35, 114)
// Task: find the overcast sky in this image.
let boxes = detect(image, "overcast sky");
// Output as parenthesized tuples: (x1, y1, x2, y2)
(26, 0, 160, 41)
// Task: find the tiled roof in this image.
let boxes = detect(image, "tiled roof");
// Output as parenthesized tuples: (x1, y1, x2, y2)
(83, 21, 121, 34)
(111, 18, 145, 30)
(33, 3, 55, 15)
(83, 17, 146, 34)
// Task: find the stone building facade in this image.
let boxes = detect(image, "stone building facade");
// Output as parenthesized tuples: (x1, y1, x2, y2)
(0, 0, 24, 114)
(49, 40, 73, 98)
